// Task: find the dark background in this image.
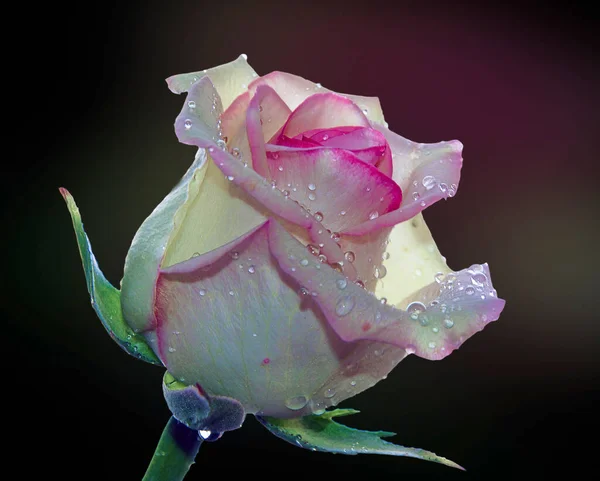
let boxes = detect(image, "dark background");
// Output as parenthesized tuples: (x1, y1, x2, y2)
(4, 1, 598, 479)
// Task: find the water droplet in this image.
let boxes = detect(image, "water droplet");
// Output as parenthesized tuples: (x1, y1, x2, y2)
(299, 287, 310, 296)
(382, 252, 390, 260)
(444, 318, 454, 329)
(350, 380, 357, 386)
(439, 182, 448, 193)
(199, 289, 206, 296)
(340, 210, 346, 216)
(354, 279, 365, 289)
(188, 100, 196, 109)
(330, 232, 341, 242)
(422, 175, 436, 190)
(435, 272, 444, 283)
(231, 147, 241, 158)
(471, 273, 488, 287)
(324, 388, 336, 399)
(184, 119, 192, 130)
(316, 83, 322, 88)
(362, 108, 368, 115)
(192, 252, 200, 257)
(227, 175, 235, 181)
(318, 254, 328, 263)
(380, 297, 387, 305)
(465, 286, 475, 295)
(308, 183, 316, 191)
(286, 395, 308, 410)
(428, 342, 436, 349)
(308, 193, 316, 201)
(314, 211, 324, 222)
(335, 296, 355, 316)
(168, 347, 176, 353)
(432, 327, 439, 333)
(374, 265, 387, 279)
(407, 301, 426, 320)
(368, 210, 379, 220)
(248, 265, 256, 274)
(344, 251, 355, 263)
(415, 268, 422, 276)
(230, 251, 240, 259)
(229, 290, 235, 296)
(300, 258, 309, 266)
(336, 278, 347, 290)
(307, 244, 320, 256)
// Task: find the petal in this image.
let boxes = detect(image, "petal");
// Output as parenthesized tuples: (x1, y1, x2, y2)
(245, 85, 291, 177)
(156, 220, 357, 417)
(165, 77, 268, 268)
(166, 54, 258, 110)
(120, 147, 208, 334)
(220, 91, 253, 168)
(268, 221, 505, 361)
(264, 148, 402, 234)
(175, 76, 354, 278)
(249, 71, 386, 124)
(343, 125, 463, 236)
(279, 93, 370, 139)
(60, 188, 162, 365)
(373, 214, 451, 308)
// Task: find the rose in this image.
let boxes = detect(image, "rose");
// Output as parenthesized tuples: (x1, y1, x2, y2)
(116, 54, 505, 419)
(63, 55, 505, 427)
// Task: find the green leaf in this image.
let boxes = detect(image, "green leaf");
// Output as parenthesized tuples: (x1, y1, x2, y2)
(258, 409, 464, 470)
(60, 188, 162, 366)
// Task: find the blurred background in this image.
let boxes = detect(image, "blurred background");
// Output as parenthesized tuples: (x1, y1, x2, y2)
(4, 0, 597, 479)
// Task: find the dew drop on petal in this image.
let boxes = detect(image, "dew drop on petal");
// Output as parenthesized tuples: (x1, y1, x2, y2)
(374, 265, 387, 279)
(465, 286, 475, 295)
(422, 175, 436, 190)
(354, 279, 365, 289)
(368, 210, 379, 220)
(199, 289, 206, 296)
(187, 100, 196, 109)
(308, 193, 316, 201)
(336, 278, 347, 290)
(471, 273, 488, 287)
(324, 388, 335, 399)
(428, 342, 436, 349)
(344, 251, 355, 263)
(285, 395, 309, 410)
(308, 183, 316, 191)
(307, 244, 320, 256)
(444, 318, 455, 329)
(300, 258, 309, 266)
(314, 211, 324, 222)
(335, 296, 355, 316)
(230, 251, 240, 260)
(247, 265, 256, 274)
(184, 119, 192, 130)
(407, 301, 426, 320)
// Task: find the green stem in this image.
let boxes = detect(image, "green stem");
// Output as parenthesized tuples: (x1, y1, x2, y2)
(142, 416, 203, 481)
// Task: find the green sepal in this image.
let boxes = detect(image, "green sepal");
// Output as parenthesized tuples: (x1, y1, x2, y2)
(60, 188, 162, 366)
(258, 409, 464, 470)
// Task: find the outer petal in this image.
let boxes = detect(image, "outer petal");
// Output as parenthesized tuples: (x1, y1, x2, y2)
(220, 91, 252, 168)
(166, 54, 258, 110)
(264, 148, 401, 234)
(156, 220, 355, 417)
(249, 71, 386, 124)
(268, 221, 505, 361)
(344, 125, 463, 236)
(121, 148, 209, 334)
(279, 93, 370, 139)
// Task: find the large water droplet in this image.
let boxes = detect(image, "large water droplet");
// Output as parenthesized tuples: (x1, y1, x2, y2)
(344, 251, 355, 263)
(324, 388, 335, 399)
(407, 301, 426, 320)
(308, 183, 316, 191)
(188, 100, 196, 109)
(335, 296, 355, 316)
(422, 175, 436, 190)
(374, 265, 387, 279)
(465, 286, 475, 295)
(285, 395, 309, 410)
(471, 272, 488, 287)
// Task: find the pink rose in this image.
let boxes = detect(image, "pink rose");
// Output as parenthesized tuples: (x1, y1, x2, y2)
(116, 54, 504, 419)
